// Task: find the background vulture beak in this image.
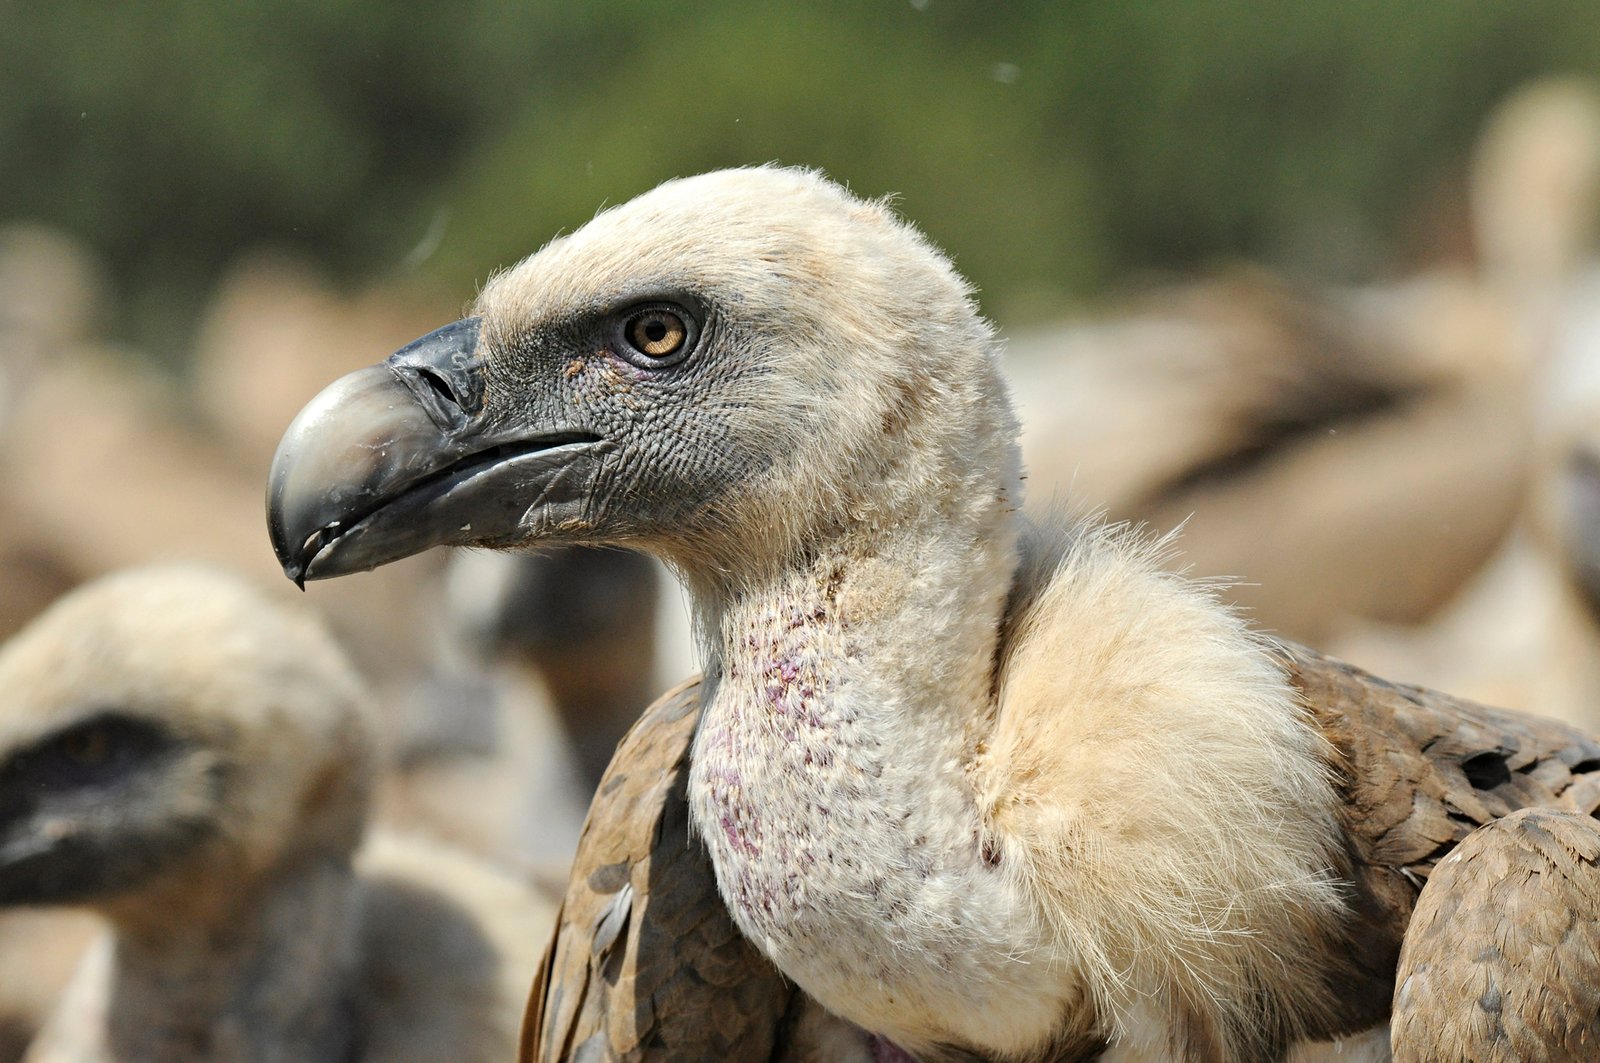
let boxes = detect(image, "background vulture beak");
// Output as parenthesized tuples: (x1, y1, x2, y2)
(266, 317, 606, 586)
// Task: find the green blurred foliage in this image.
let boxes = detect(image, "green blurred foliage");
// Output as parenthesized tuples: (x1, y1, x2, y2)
(4, 0, 1600, 357)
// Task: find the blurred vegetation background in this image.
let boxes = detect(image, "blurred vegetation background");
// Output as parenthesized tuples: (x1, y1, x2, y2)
(7, 0, 1600, 368)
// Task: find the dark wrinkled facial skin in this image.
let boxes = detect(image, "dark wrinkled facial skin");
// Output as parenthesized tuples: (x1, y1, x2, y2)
(0, 713, 228, 905)
(479, 291, 779, 546)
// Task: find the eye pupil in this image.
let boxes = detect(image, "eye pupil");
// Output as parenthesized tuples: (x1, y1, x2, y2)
(645, 321, 667, 342)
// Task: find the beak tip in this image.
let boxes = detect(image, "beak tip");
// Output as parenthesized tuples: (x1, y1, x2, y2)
(276, 548, 308, 590)
(265, 505, 304, 588)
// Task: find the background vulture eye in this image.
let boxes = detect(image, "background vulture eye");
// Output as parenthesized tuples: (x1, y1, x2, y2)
(620, 307, 693, 365)
(10, 713, 176, 792)
(62, 726, 111, 766)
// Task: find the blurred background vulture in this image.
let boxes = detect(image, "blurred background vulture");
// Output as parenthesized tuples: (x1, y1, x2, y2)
(0, 566, 553, 1063)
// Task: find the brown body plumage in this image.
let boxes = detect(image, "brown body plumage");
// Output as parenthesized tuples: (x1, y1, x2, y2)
(1392, 808, 1600, 1061)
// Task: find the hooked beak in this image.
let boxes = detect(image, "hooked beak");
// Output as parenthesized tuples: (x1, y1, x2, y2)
(265, 317, 609, 586)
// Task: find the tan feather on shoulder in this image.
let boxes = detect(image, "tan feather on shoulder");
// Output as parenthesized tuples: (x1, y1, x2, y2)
(979, 519, 1348, 1057)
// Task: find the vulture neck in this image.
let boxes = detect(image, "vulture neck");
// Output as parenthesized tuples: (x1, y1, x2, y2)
(101, 852, 362, 1062)
(686, 384, 1055, 1050)
(697, 482, 1020, 760)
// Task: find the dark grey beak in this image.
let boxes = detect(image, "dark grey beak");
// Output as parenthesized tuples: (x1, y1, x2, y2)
(266, 318, 608, 586)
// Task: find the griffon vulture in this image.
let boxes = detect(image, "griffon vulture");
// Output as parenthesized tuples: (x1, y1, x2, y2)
(267, 168, 1600, 1061)
(0, 566, 553, 1063)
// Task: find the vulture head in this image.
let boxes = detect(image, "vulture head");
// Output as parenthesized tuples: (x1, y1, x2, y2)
(268, 167, 1019, 591)
(0, 567, 372, 919)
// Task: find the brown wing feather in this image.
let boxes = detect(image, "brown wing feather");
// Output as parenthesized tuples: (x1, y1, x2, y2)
(1283, 644, 1600, 1040)
(1288, 642, 1600, 868)
(1391, 808, 1600, 1062)
(519, 678, 805, 1062)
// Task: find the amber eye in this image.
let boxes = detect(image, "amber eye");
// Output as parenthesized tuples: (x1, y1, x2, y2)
(623, 309, 688, 360)
(62, 726, 110, 766)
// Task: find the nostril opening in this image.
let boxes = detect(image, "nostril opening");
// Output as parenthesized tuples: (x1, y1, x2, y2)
(416, 367, 460, 410)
